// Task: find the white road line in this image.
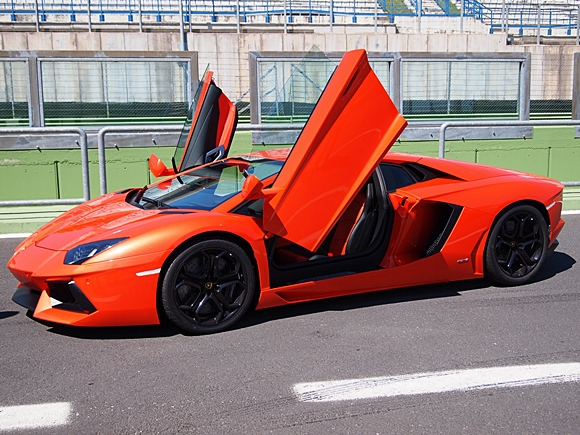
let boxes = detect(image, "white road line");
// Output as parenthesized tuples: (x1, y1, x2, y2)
(0, 402, 72, 431)
(294, 362, 580, 402)
(562, 210, 580, 215)
(0, 233, 32, 239)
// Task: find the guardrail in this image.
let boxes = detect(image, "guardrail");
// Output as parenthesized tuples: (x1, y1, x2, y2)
(439, 120, 580, 187)
(1, 121, 579, 207)
(97, 125, 183, 195)
(0, 127, 90, 206)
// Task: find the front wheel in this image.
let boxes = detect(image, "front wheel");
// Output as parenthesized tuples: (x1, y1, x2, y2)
(161, 239, 256, 334)
(485, 204, 549, 286)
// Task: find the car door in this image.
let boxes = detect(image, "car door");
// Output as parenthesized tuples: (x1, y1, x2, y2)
(174, 70, 238, 172)
(262, 49, 408, 253)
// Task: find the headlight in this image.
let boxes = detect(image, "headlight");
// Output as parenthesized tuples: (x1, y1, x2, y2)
(64, 238, 128, 265)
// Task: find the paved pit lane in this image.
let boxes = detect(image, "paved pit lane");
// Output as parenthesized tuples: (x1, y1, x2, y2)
(1, 215, 579, 434)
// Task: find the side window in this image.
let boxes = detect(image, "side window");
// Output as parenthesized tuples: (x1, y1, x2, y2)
(379, 164, 417, 192)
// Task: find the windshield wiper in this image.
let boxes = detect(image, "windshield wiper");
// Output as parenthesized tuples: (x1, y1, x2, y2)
(140, 196, 173, 209)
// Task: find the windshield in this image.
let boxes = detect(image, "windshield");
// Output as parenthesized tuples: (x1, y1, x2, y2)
(138, 158, 283, 210)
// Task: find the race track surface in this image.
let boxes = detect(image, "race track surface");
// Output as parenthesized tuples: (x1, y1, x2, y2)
(1, 215, 579, 434)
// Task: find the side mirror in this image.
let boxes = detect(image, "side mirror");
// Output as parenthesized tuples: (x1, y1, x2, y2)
(241, 174, 265, 200)
(149, 154, 175, 178)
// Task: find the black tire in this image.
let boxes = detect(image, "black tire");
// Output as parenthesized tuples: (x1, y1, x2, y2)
(485, 204, 549, 286)
(161, 239, 256, 334)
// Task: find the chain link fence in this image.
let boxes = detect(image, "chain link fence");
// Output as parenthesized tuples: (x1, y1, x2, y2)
(0, 60, 29, 126)
(401, 59, 522, 120)
(40, 59, 191, 126)
(529, 51, 574, 118)
(2, 50, 578, 127)
(255, 54, 391, 124)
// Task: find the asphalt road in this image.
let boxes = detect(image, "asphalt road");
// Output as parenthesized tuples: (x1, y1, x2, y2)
(1, 215, 579, 434)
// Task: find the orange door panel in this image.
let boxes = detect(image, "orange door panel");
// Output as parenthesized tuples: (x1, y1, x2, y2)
(263, 49, 407, 253)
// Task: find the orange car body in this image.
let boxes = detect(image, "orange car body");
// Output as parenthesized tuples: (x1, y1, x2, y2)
(7, 49, 565, 330)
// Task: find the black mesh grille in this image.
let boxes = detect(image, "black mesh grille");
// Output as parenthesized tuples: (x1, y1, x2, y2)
(47, 281, 76, 303)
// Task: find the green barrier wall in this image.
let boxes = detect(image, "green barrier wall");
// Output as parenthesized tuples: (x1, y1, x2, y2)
(1, 128, 579, 233)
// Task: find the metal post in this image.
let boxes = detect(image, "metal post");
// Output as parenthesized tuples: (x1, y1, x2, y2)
(460, 0, 464, 33)
(537, 4, 541, 45)
(418, 0, 422, 33)
(34, 0, 39, 31)
(179, 0, 187, 50)
(577, 6, 579, 45)
(138, 0, 142, 32)
(87, 0, 92, 32)
(501, 0, 506, 33)
(237, 0, 240, 33)
(283, 0, 287, 33)
(374, 0, 377, 32)
(330, 0, 333, 32)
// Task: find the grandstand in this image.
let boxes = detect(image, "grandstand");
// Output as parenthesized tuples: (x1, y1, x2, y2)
(1, 0, 577, 36)
(1, 0, 579, 37)
(473, 0, 580, 36)
(0, 0, 577, 37)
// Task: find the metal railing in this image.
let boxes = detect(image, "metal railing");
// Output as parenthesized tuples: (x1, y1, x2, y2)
(97, 125, 182, 195)
(0, 127, 90, 206)
(1, 121, 579, 208)
(2, 0, 580, 39)
(439, 119, 580, 187)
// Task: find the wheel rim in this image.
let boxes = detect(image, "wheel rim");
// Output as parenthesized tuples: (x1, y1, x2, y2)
(173, 248, 248, 327)
(494, 211, 545, 278)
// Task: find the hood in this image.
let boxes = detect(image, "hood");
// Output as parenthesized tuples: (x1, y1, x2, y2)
(32, 193, 165, 251)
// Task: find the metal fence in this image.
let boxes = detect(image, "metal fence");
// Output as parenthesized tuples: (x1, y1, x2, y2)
(250, 51, 535, 125)
(0, 51, 197, 128)
(0, 127, 90, 206)
(2, 50, 579, 129)
(1, 121, 578, 207)
(257, 56, 392, 123)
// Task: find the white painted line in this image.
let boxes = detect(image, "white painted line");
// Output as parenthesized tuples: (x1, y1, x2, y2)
(294, 363, 580, 402)
(0, 402, 72, 431)
(0, 233, 32, 239)
(562, 210, 580, 215)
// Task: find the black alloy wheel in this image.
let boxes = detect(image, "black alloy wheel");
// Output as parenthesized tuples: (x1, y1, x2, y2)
(161, 239, 256, 334)
(485, 204, 549, 286)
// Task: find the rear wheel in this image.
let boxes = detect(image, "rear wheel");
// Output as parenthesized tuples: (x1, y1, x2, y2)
(485, 205, 548, 286)
(161, 239, 256, 334)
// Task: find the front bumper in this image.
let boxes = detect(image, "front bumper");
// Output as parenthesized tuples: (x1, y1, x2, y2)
(8, 243, 166, 327)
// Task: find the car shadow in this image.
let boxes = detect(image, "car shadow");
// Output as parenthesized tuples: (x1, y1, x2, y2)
(237, 251, 576, 330)
(45, 319, 181, 340)
(0, 310, 19, 320)
(44, 251, 575, 339)
(532, 251, 576, 282)
(235, 278, 490, 330)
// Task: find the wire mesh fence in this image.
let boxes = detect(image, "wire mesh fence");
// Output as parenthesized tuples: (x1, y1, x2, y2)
(0, 60, 29, 126)
(401, 59, 521, 120)
(1, 50, 578, 127)
(256, 56, 391, 124)
(529, 51, 574, 118)
(38, 59, 192, 126)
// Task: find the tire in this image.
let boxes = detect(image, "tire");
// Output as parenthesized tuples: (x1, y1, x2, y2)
(161, 239, 256, 334)
(485, 204, 549, 286)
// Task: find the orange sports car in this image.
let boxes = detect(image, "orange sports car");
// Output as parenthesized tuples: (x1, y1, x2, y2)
(8, 49, 565, 334)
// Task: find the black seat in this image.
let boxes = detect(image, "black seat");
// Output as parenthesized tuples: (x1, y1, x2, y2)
(345, 183, 378, 255)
